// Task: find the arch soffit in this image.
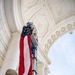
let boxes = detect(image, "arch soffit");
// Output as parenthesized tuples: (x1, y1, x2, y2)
(43, 17, 75, 53)
(2, 0, 75, 53)
(3, 0, 24, 33)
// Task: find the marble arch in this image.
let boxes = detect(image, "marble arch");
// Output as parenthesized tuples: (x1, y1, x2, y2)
(0, 0, 75, 75)
(4, 0, 75, 51)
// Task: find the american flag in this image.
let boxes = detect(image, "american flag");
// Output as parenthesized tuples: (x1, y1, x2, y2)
(18, 26, 32, 75)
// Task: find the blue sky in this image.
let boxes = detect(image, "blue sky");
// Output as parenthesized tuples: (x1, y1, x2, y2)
(48, 30, 75, 75)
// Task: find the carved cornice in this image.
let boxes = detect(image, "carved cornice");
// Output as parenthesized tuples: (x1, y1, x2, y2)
(42, 17, 75, 53)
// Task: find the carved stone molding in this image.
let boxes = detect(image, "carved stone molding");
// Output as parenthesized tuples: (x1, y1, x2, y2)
(47, 39, 51, 44)
(42, 18, 75, 53)
(67, 24, 72, 29)
(46, 0, 75, 24)
(32, 11, 49, 38)
(22, 0, 39, 8)
(56, 31, 60, 36)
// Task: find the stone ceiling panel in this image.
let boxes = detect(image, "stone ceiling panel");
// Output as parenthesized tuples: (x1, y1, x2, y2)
(21, 0, 41, 24)
(46, 0, 75, 23)
(32, 10, 49, 38)
(21, 0, 49, 39)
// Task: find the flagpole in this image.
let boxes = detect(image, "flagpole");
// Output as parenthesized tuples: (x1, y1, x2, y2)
(31, 34, 38, 75)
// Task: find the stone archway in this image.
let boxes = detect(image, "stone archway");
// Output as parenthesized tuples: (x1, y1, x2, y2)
(43, 18, 75, 53)
(3, 0, 75, 53)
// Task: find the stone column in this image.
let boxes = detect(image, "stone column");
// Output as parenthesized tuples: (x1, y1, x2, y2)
(44, 67, 49, 75)
(37, 62, 45, 75)
(0, 32, 20, 75)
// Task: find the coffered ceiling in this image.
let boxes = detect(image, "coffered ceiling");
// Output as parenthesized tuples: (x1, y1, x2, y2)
(4, 0, 75, 52)
(46, 0, 75, 24)
(20, 0, 75, 52)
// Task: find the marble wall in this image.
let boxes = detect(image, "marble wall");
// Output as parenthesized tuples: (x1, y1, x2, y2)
(0, 0, 11, 69)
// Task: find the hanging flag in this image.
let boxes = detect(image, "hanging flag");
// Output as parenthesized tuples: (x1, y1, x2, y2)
(18, 35, 32, 75)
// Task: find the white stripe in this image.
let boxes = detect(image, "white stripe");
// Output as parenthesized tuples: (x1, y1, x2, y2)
(23, 36, 30, 75)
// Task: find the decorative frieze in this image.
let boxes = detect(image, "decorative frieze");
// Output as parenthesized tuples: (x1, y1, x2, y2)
(47, 39, 51, 44)
(61, 27, 66, 32)
(56, 31, 60, 36)
(43, 21, 75, 53)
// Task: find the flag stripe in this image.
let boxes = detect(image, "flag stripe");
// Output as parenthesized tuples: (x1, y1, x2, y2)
(24, 36, 30, 75)
(19, 35, 32, 75)
(19, 37, 25, 75)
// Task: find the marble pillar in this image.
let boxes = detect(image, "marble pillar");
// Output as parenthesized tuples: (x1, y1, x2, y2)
(37, 62, 45, 75)
(44, 67, 49, 75)
(0, 32, 20, 75)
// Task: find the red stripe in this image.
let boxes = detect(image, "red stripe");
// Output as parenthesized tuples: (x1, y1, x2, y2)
(19, 37, 25, 75)
(28, 35, 32, 75)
